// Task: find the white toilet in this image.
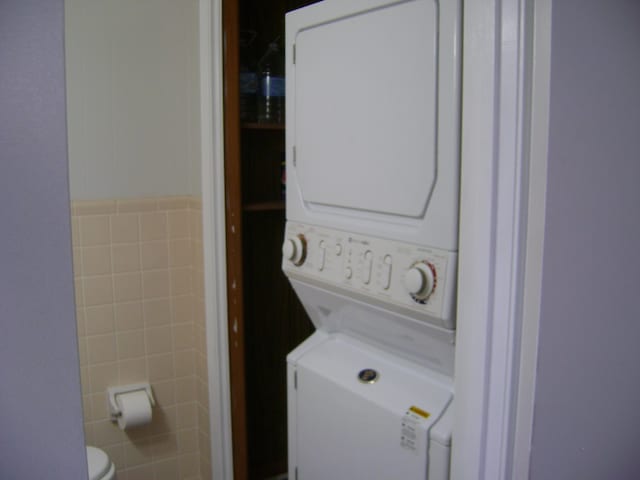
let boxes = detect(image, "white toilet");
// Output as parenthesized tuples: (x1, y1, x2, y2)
(86, 446, 116, 480)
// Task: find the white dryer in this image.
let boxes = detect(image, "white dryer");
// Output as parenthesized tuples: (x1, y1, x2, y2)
(285, 0, 461, 253)
(283, 0, 462, 478)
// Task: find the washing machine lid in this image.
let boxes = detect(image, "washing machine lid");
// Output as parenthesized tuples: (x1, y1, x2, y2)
(86, 446, 110, 480)
(287, 276, 456, 376)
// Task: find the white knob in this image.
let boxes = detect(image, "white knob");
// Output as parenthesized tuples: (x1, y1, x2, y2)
(403, 263, 435, 300)
(344, 266, 353, 279)
(282, 236, 306, 265)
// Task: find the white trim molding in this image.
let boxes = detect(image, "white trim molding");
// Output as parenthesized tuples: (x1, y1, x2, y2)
(451, 0, 501, 474)
(200, 0, 234, 479)
(452, 0, 547, 478)
(511, 0, 551, 477)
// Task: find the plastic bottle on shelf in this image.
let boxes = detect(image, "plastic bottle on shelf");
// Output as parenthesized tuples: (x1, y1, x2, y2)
(257, 42, 285, 124)
(239, 31, 258, 122)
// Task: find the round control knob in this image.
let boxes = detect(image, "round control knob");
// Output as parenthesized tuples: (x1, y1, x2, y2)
(282, 235, 307, 266)
(403, 262, 435, 301)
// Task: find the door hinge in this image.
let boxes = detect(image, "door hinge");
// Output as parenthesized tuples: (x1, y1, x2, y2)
(295, 466, 298, 480)
(294, 370, 298, 389)
(293, 146, 297, 167)
(293, 43, 296, 65)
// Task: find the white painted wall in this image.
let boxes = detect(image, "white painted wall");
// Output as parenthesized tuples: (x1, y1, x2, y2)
(529, 1, 640, 478)
(65, 0, 201, 200)
(1, 1, 87, 477)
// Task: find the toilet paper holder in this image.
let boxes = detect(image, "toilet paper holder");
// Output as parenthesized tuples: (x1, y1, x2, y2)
(107, 383, 156, 422)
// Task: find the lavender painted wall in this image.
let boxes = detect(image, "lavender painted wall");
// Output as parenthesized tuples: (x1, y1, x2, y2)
(530, 1, 640, 478)
(0, 0, 87, 478)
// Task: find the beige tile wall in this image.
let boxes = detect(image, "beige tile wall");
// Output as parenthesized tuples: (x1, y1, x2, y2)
(71, 196, 210, 480)
(191, 198, 212, 480)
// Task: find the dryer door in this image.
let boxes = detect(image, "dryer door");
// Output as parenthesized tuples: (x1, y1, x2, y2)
(286, 0, 461, 250)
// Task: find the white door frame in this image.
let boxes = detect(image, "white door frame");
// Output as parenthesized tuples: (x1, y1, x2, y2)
(200, 0, 235, 478)
(452, 0, 550, 478)
(200, 0, 552, 478)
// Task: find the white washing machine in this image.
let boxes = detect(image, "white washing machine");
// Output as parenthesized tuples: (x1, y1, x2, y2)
(288, 330, 453, 480)
(283, 0, 461, 478)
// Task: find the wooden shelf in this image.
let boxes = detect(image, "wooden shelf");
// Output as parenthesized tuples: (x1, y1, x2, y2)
(243, 201, 285, 212)
(242, 122, 285, 131)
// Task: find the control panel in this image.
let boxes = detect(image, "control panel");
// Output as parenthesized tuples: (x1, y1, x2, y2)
(282, 222, 457, 330)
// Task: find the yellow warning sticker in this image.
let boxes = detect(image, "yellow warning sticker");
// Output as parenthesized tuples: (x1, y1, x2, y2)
(409, 405, 430, 419)
(401, 406, 431, 453)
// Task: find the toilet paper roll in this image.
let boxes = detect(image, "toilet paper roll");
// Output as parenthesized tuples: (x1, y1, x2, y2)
(115, 390, 152, 430)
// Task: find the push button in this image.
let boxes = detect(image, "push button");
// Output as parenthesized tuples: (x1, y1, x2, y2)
(363, 250, 373, 284)
(382, 255, 392, 290)
(317, 240, 326, 271)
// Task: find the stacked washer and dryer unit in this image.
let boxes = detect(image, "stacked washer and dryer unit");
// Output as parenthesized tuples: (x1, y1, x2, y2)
(281, 0, 461, 478)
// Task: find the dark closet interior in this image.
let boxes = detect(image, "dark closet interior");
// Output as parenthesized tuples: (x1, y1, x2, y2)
(222, 1, 321, 479)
